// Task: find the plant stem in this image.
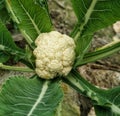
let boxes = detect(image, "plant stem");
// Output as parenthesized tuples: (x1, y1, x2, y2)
(0, 63, 34, 72)
(70, 24, 80, 43)
(55, 103, 62, 116)
(62, 70, 107, 103)
(75, 41, 120, 67)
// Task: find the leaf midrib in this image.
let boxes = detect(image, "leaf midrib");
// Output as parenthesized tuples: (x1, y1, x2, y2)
(18, 0, 41, 35)
(67, 73, 120, 115)
(0, 43, 24, 56)
(27, 81, 49, 116)
(6, 0, 20, 23)
(74, 0, 97, 41)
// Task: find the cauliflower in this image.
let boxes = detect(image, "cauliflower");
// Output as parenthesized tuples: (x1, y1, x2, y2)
(33, 31, 76, 79)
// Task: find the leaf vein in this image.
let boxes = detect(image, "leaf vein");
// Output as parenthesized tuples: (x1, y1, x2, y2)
(27, 81, 49, 116)
(18, 0, 41, 35)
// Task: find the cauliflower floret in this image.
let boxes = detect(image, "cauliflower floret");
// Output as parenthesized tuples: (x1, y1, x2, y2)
(33, 31, 76, 79)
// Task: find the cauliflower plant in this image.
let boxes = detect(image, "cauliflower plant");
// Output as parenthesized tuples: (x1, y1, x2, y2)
(33, 31, 76, 79)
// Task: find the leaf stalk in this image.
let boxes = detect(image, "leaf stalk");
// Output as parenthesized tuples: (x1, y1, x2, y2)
(0, 63, 34, 72)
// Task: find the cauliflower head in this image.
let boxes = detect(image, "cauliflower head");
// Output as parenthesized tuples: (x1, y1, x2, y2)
(33, 31, 76, 79)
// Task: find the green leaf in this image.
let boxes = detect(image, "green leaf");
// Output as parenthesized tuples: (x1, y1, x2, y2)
(34, 0, 49, 10)
(94, 86, 120, 116)
(75, 41, 120, 67)
(0, 0, 10, 23)
(0, 76, 63, 116)
(0, 0, 4, 10)
(71, 0, 120, 64)
(5, 0, 52, 48)
(0, 8, 10, 23)
(0, 52, 9, 63)
(63, 70, 120, 115)
(71, 0, 120, 36)
(74, 35, 93, 65)
(104, 87, 120, 116)
(0, 20, 25, 63)
(94, 106, 112, 116)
